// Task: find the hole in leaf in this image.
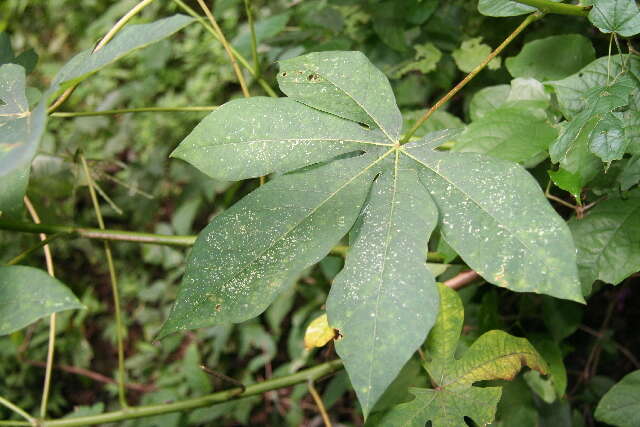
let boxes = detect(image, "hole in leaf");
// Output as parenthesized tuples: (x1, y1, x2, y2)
(307, 73, 320, 81)
(281, 72, 287, 77)
(215, 304, 222, 312)
(358, 122, 371, 130)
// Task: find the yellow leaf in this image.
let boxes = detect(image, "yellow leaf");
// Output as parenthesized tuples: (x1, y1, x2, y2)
(304, 314, 336, 350)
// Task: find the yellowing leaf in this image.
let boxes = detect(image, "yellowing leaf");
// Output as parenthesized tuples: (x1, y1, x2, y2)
(304, 314, 336, 350)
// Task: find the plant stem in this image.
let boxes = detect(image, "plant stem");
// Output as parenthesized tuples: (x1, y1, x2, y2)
(0, 220, 197, 246)
(513, 0, 590, 16)
(401, 12, 543, 143)
(172, 0, 278, 97)
(244, 0, 260, 77)
(23, 197, 57, 421)
(6, 233, 66, 266)
(51, 106, 217, 117)
(307, 380, 332, 427)
(196, 0, 250, 97)
(0, 396, 35, 426)
(79, 155, 128, 408)
(42, 360, 342, 426)
(47, 0, 156, 113)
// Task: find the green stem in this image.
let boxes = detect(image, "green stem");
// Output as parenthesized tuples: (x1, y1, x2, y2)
(42, 360, 342, 427)
(0, 396, 35, 426)
(172, 0, 278, 97)
(79, 155, 128, 408)
(244, 0, 260, 77)
(401, 12, 543, 143)
(6, 233, 66, 265)
(51, 106, 216, 117)
(513, 0, 590, 16)
(47, 0, 156, 113)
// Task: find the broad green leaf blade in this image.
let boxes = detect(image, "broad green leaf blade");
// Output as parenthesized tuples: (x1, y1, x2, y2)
(478, 0, 537, 17)
(595, 370, 640, 427)
(442, 330, 548, 387)
(618, 154, 640, 190)
(277, 51, 402, 141)
(0, 64, 47, 178)
(569, 194, 640, 288)
(403, 146, 584, 302)
(589, 0, 640, 37)
(0, 165, 28, 219)
(0, 265, 84, 335)
(549, 76, 634, 164)
(327, 153, 439, 417)
(548, 55, 640, 119)
(452, 102, 558, 165)
(171, 97, 390, 180)
(378, 386, 502, 427)
(505, 34, 595, 81)
(159, 152, 384, 338)
(589, 112, 628, 162)
(50, 14, 194, 92)
(452, 37, 501, 73)
(469, 84, 510, 121)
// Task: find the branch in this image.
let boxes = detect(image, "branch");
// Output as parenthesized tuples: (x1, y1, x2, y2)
(42, 360, 343, 426)
(401, 12, 543, 143)
(513, 0, 590, 16)
(444, 270, 481, 290)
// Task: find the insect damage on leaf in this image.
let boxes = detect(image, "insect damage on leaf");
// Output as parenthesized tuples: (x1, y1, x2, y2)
(163, 50, 583, 416)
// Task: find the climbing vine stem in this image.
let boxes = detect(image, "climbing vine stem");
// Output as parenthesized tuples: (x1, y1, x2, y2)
(401, 12, 543, 143)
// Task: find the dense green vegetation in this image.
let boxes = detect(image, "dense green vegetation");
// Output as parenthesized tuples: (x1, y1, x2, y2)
(1, 0, 639, 425)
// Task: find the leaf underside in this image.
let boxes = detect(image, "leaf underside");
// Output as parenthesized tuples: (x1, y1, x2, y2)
(165, 50, 582, 414)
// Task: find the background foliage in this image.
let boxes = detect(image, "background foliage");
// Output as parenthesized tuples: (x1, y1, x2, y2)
(0, 0, 639, 426)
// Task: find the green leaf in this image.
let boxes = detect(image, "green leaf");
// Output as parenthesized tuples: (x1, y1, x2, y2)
(618, 154, 640, 190)
(548, 55, 640, 119)
(0, 165, 28, 219)
(0, 265, 85, 335)
(478, 0, 537, 16)
(589, 111, 628, 162)
(171, 97, 388, 180)
(569, 193, 640, 288)
(0, 63, 47, 178)
(402, 110, 464, 139)
(550, 76, 635, 165)
(452, 101, 558, 165)
(167, 51, 583, 414)
(277, 51, 402, 140)
(469, 84, 510, 121)
(231, 12, 290, 58)
(589, 0, 640, 37)
(404, 145, 584, 302)
(452, 37, 501, 73)
(158, 153, 381, 337)
(595, 370, 640, 427)
(50, 14, 194, 93)
(505, 34, 595, 81)
(326, 152, 440, 417)
(392, 42, 442, 78)
(377, 284, 548, 426)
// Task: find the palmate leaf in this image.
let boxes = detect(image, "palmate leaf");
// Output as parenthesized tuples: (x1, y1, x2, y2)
(377, 284, 548, 427)
(163, 50, 582, 415)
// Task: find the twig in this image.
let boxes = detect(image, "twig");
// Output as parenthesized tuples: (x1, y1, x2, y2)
(401, 12, 543, 143)
(79, 154, 128, 408)
(307, 380, 332, 427)
(578, 326, 640, 369)
(0, 396, 35, 426)
(200, 365, 246, 393)
(51, 106, 216, 117)
(443, 270, 480, 290)
(23, 196, 57, 420)
(6, 233, 66, 266)
(195, 0, 250, 97)
(26, 360, 156, 393)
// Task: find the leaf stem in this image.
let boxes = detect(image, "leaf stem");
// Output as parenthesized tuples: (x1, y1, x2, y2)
(512, 0, 590, 16)
(79, 155, 128, 408)
(51, 106, 217, 117)
(47, 0, 156, 113)
(244, 0, 260, 78)
(23, 196, 57, 420)
(6, 233, 66, 266)
(172, 0, 278, 97)
(307, 380, 332, 427)
(401, 12, 543, 143)
(196, 0, 250, 97)
(41, 360, 343, 426)
(0, 396, 35, 426)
